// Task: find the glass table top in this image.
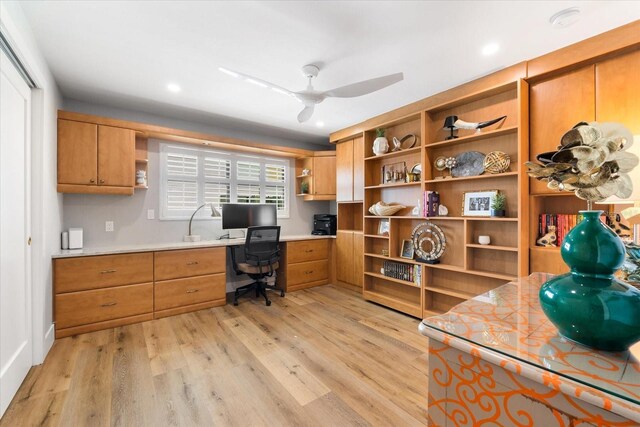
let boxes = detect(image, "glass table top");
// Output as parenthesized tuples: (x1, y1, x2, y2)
(421, 272, 640, 406)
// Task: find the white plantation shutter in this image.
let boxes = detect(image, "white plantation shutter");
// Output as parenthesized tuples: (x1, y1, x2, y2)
(237, 183, 261, 204)
(237, 161, 261, 181)
(160, 144, 290, 219)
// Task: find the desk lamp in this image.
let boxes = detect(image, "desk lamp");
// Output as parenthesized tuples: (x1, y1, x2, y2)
(184, 203, 221, 242)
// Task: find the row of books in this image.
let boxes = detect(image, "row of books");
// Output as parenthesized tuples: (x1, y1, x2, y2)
(382, 261, 422, 287)
(537, 213, 586, 246)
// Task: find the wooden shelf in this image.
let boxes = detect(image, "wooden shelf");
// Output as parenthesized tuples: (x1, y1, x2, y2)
(530, 246, 560, 252)
(424, 171, 518, 184)
(364, 253, 422, 265)
(425, 216, 518, 222)
(424, 286, 475, 300)
(466, 244, 518, 252)
(135, 158, 148, 164)
(364, 234, 389, 239)
(426, 125, 518, 148)
(364, 272, 419, 288)
(364, 146, 421, 161)
(365, 181, 421, 190)
(365, 215, 425, 219)
(424, 263, 516, 281)
(423, 307, 446, 317)
(134, 185, 148, 190)
(296, 174, 312, 179)
(362, 290, 421, 317)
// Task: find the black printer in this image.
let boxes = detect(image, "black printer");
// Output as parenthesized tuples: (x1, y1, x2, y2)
(312, 214, 336, 235)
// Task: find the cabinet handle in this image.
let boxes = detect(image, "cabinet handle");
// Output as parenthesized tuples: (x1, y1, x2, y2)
(305, 249, 314, 253)
(100, 269, 117, 274)
(305, 270, 313, 274)
(186, 289, 199, 294)
(99, 179, 105, 184)
(187, 261, 199, 265)
(89, 179, 95, 183)
(101, 301, 117, 307)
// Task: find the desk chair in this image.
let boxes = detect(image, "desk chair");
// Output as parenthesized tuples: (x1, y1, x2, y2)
(229, 226, 284, 306)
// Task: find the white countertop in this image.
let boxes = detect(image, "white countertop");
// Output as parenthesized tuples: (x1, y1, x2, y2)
(52, 234, 335, 259)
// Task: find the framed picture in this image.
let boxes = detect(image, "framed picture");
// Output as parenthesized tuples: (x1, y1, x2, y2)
(462, 190, 498, 217)
(400, 239, 414, 259)
(378, 218, 390, 236)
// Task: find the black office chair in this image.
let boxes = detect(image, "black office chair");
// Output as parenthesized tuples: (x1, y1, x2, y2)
(229, 226, 284, 306)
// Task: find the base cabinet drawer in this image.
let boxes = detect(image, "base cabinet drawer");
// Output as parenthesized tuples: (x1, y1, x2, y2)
(55, 283, 153, 329)
(154, 247, 226, 280)
(155, 273, 226, 311)
(287, 259, 329, 286)
(286, 239, 329, 264)
(54, 253, 153, 293)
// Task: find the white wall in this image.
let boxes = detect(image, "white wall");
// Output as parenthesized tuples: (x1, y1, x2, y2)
(62, 138, 332, 247)
(1, 1, 63, 363)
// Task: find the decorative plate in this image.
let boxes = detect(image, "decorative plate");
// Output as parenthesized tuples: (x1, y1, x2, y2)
(400, 134, 418, 150)
(411, 222, 446, 262)
(484, 151, 511, 174)
(434, 156, 447, 171)
(451, 151, 486, 177)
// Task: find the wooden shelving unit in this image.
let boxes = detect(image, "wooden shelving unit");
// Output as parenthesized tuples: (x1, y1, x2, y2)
(361, 81, 528, 319)
(135, 134, 148, 190)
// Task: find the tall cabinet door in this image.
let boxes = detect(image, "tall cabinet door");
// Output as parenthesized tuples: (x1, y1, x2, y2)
(58, 119, 97, 185)
(529, 66, 595, 194)
(596, 49, 640, 134)
(312, 156, 336, 196)
(336, 231, 353, 283)
(97, 125, 135, 187)
(352, 232, 363, 287)
(336, 139, 354, 201)
(352, 136, 364, 201)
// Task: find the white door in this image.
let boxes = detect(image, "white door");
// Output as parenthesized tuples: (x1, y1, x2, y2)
(0, 48, 32, 417)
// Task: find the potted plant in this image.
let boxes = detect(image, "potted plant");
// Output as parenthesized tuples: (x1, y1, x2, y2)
(490, 192, 506, 217)
(300, 181, 309, 194)
(373, 128, 389, 156)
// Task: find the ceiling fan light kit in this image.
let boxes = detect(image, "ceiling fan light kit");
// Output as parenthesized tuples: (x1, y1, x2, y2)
(219, 64, 404, 123)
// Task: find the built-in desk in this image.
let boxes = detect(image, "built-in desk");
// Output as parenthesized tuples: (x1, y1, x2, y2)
(419, 273, 640, 426)
(52, 235, 335, 338)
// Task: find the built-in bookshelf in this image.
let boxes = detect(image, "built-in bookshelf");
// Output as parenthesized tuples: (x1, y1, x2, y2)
(361, 81, 528, 318)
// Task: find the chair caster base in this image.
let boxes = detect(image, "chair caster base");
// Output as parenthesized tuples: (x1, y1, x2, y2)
(266, 300, 272, 306)
(280, 291, 285, 297)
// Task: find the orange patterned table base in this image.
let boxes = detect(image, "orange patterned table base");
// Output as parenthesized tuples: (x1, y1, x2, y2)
(427, 340, 635, 426)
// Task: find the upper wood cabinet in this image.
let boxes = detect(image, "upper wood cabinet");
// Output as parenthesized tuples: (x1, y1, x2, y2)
(295, 151, 336, 201)
(529, 66, 595, 194)
(58, 119, 135, 195)
(596, 49, 640, 134)
(336, 135, 364, 202)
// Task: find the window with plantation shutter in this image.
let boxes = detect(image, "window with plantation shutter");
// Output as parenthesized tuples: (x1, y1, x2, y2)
(160, 144, 290, 219)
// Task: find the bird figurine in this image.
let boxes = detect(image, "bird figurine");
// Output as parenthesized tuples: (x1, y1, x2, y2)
(537, 225, 557, 247)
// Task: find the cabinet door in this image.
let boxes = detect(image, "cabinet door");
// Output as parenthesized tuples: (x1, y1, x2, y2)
(58, 119, 97, 185)
(336, 139, 354, 201)
(313, 155, 336, 196)
(530, 66, 595, 194)
(336, 231, 353, 283)
(353, 136, 364, 201)
(97, 125, 135, 187)
(596, 49, 640, 134)
(352, 232, 364, 287)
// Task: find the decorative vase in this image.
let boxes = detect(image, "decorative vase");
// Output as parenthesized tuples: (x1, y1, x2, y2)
(539, 210, 640, 351)
(490, 209, 505, 217)
(373, 137, 389, 156)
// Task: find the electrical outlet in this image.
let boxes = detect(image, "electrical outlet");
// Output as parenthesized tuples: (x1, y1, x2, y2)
(105, 221, 114, 232)
(147, 209, 155, 220)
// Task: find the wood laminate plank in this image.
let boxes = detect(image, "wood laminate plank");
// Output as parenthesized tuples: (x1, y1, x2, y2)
(3, 285, 428, 426)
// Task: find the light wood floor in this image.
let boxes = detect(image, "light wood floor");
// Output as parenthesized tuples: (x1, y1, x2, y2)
(1, 285, 429, 426)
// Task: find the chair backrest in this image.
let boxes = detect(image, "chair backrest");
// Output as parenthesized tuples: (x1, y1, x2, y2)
(244, 226, 280, 266)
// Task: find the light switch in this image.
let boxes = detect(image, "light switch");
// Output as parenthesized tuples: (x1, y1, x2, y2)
(147, 209, 155, 220)
(105, 221, 114, 232)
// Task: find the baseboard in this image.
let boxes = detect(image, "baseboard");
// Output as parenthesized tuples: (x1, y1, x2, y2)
(43, 323, 55, 355)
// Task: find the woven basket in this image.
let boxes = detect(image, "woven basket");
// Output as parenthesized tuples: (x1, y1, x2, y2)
(368, 202, 406, 216)
(484, 151, 511, 174)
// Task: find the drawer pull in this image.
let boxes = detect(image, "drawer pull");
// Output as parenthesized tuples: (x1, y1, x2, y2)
(100, 269, 117, 274)
(187, 261, 199, 265)
(305, 249, 314, 253)
(186, 289, 199, 294)
(101, 301, 117, 307)
(305, 270, 314, 274)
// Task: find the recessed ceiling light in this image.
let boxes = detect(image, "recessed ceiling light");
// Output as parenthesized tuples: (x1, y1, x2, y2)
(218, 67, 239, 78)
(481, 43, 499, 56)
(550, 7, 581, 28)
(167, 83, 181, 93)
(316, 121, 325, 128)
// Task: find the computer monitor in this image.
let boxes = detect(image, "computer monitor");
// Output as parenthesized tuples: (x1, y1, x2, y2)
(222, 204, 277, 230)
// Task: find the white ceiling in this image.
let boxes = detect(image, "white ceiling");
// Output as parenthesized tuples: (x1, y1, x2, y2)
(18, 1, 640, 145)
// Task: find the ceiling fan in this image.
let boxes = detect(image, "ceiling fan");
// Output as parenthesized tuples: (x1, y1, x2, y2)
(219, 65, 404, 123)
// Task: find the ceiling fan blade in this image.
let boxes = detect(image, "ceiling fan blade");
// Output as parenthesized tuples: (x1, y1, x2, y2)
(218, 67, 294, 96)
(323, 72, 403, 98)
(297, 105, 315, 123)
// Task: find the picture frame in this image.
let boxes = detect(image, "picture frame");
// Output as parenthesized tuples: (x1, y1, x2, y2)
(378, 218, 390, 236)
(400, 239, 414, 259)
(462, 190, 498, 217)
